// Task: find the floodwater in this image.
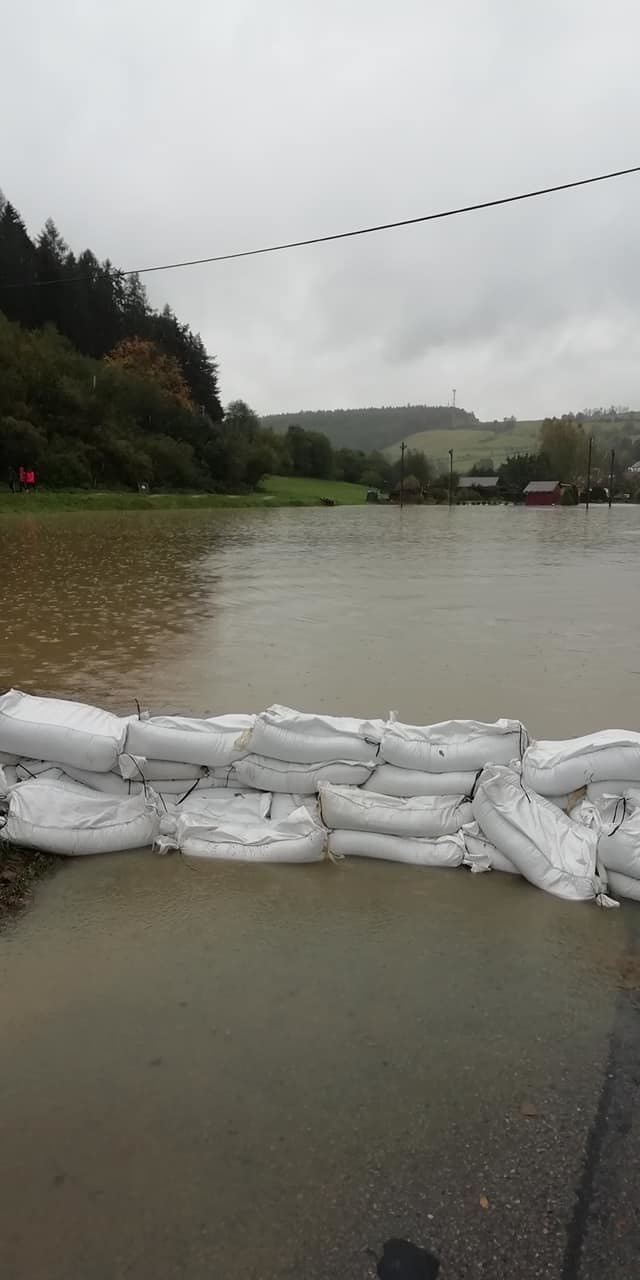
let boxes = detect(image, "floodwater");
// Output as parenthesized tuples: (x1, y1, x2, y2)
(1, 505, 640, 1279)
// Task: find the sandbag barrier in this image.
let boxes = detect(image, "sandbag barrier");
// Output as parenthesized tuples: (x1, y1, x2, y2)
(1, 691, 640, 903)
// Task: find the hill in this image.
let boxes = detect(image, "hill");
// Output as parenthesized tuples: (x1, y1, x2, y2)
(260, 404, 478, 452)
(387, 420, 543, 470)
(389, 412, 640, 472)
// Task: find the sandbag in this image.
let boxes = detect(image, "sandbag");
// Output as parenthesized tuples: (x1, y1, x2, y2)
(598, 809, 640, 879)
(587, 781, 640, 808)
(0, 765, 19, 798)
(0, 779, 159, 855)
(173, 809, 327, 863)
(363, 764, 476, 798)
(606, 870, 640, 902)
(125, 713, 253, 767)
(319, 783, 472, 838)
(328, 828, 465, 867)
(118, 755, 211, 782)
(269, 793, 320, 822)
(64, 765, 145, 796)
(575, 797, 640, 880)
(16, 758, 67, 779)
(158, 788, 272, 838)
(16, 765, 90, 792)
(472, 765, 601, 901)
(234, 754, 375, 794)
(242, 705, 384, 764)
(380, 718, 526, 773)
(172, 788, 271, 820)
(523, 731, 640, 797)
(461, 822, 520, 875)
(0, 689, 126, 772)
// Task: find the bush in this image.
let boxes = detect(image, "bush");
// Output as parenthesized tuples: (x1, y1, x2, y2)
(561, 486, 578, 505)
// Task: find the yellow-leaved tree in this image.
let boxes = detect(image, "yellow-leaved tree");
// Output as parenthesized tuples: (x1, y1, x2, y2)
(105, 337, 194, 410)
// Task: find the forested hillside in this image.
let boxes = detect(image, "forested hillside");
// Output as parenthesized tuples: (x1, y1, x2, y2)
(261, 404, 478, 451)
(0, 193, 249, 489)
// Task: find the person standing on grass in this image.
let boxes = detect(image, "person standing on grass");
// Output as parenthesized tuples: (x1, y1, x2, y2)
(18, 464, 26, 491)
(8, 465, 17, 493)
(25, 468, 36, 493)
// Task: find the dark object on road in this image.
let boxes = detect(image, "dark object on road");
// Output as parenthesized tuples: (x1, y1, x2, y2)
(377, 1237, 440, 1279)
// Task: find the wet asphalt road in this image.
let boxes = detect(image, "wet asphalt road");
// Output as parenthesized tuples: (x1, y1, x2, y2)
(1, 855, 639, 1280)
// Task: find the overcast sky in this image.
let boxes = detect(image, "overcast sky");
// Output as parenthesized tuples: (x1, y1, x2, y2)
(2, 0, 640, 420)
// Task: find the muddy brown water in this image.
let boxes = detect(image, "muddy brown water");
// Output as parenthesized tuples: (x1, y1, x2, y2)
(1, 505, 640, 1280)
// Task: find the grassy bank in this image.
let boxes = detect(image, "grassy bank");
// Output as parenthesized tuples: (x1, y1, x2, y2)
(0, 474, 369, 514)
(0, 842, 58, 927)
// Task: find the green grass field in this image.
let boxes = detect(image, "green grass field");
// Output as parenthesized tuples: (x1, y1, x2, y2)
(388, 414, 640, 472)
(386, 421, 543, 470)
(0, 475, 368, 515)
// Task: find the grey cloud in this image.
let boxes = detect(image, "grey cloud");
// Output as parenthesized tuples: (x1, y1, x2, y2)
(1, 0, 639, 420)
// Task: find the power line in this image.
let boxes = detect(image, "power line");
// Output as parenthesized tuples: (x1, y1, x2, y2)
(2, 163, 639, 290)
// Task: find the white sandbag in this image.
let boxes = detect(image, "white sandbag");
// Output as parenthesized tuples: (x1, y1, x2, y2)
(118, 754, 211, 782)
(380, 718, 526, 773)
(328, 828, 465, 867)
(0, 779, 159, 856)
(149, 774, 226, 796)
(546, 793, 571, 812)
(158, 788, 272, 838)
(64, 765, 145, 796)
(125, 713, 253, 767)
(269, 793, 320, 822)
(174, 809, 326, 863)
(363, 764, 476, 798)
(595, 806, 640, 879)
(0, 765, 19, 798)
(0, 689, 126, 772)
(319, 783, 472, 838)
(606, 870, 640, 902)
(587, 780, 640, 808)
(16, 758, 66, 779)
(234, 754, 375, 794)
(522, 731, 640, 797)
(172, 788, 271, 820)
(461, 822, 520, 875)
(16, 765, 88, 792)
(472, 765, 601, 901)
(243, 705, 384, 764)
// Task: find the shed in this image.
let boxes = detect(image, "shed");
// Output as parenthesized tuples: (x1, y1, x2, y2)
(458, 476, 499, 492)
(524, 480, 561, 506)
(389, 474, 423, 503)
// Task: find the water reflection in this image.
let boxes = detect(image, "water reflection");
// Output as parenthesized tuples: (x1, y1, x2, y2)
(1, 504, 639, 733)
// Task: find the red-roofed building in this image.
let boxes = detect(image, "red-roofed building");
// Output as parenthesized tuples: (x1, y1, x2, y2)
(524, 480, 561, 506)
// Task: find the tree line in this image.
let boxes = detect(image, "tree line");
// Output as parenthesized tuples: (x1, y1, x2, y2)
(463, 416, 640, 500)
(261, 403, 478, 452)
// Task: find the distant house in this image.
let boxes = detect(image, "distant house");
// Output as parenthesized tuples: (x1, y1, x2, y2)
(627, 460, 640, 474)
(524, 480, 561, 506)
(389, 474, 423, 503)
(458, 476, 500, 493)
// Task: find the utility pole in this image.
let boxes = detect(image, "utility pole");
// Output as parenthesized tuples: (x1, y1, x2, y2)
(451, 387, 456, 432)
(448, 449, 454, 507)
(585, 436, 593, 511)
(400, 441, 406, 509)
(608, 448, 615, 509)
